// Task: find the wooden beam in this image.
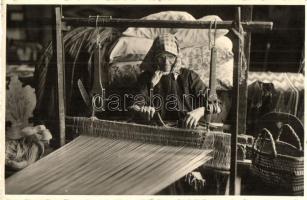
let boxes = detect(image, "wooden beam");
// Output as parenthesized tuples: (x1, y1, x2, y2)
(238, 6, 253, 135)
(55, 7, 66, 147)
(229, 7, 242, 195)
(63, 17, 272, 32)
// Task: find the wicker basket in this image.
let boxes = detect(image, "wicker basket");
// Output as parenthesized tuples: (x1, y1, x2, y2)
(251, 124, 304, 195)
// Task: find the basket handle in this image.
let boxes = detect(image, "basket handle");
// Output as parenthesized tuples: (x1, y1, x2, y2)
(277, 124, 302, 150)
(253, 128, 277, 158)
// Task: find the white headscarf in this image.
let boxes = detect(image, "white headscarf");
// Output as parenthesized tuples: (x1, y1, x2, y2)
(140, 33, 183, 87)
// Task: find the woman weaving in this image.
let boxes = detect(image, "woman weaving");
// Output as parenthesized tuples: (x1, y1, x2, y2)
(130, 33, 220, 128)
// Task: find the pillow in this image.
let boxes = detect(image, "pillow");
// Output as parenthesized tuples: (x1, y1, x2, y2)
(123, 11, 195, 39)
(180, 36, 233, 70)
(179, 36, 233, 90)
(123, 11, 229, 48)
(212, 58, 234, 89)
(109, 37, 153, 63)
(108, 61, 143, 87)
(175, 15, 229, 48)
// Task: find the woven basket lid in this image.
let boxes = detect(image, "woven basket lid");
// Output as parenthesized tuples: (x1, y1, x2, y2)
(258, 112, 304, 149)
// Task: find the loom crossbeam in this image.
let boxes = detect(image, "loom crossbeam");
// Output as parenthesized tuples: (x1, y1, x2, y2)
(63, 17, 273, 32)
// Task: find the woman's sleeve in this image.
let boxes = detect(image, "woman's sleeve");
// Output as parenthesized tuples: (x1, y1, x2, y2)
(188, 70, 208, 103)
(132, 72, 151, 107)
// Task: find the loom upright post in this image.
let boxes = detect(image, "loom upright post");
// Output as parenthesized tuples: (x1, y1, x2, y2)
(230, 7, 242, 195)
(238, 6, 253, 137)
(55, 6, 66, 147)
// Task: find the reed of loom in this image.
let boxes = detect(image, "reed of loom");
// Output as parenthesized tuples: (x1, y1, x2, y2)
(53, 6, 273, 195)
(65, 116, 252, 170)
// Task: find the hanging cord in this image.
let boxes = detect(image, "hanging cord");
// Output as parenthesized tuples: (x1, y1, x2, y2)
(96, 16, 103, 92)
(231, 22, 248, 84)
(95, 16, 105, 113)
(205, 20, 221, 115)
(213, 19, 217, 47)
(213, 20, 221, 114)
(208, 21, 213, 49)
(202, 20, 221, 134)
(208, 20, 217, 48)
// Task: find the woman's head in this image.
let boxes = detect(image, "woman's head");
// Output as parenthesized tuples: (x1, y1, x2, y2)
(155, 52, 176, 72)
(153, 34, 179, 72)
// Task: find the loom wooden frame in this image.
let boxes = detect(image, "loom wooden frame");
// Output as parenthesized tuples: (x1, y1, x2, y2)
(54, 6, 273, 195)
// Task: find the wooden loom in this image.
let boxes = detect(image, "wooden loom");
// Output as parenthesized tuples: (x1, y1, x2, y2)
(6, 6, 273, 195)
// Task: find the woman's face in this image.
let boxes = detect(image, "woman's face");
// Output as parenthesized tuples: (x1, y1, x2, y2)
(156, 52, 176, 72)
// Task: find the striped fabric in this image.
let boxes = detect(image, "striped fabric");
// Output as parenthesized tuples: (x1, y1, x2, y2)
(248, 72, 304, 92)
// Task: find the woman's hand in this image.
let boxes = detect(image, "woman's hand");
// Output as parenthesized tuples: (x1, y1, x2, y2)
(184, 107, 205, 129)
(139, 106, 156, 121)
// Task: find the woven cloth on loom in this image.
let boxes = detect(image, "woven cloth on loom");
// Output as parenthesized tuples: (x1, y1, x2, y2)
(6, 136, 211, 195)
(6, 118, 214, 195)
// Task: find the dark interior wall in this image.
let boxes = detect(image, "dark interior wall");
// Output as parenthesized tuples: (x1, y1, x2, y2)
(7, 5, 305, 72)
(251, 6, 305, 72)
